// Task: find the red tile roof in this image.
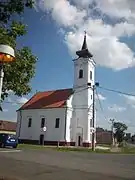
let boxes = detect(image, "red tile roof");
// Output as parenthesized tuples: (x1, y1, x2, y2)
(19, 88, 73, 110)
(0, 120, 16, 132)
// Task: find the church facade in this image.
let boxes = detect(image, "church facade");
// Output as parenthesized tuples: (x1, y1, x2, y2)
(16, 34, 96, 147)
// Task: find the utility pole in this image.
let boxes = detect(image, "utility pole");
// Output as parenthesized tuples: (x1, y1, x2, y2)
(92, 84, 96, 151)
(110, 118, 115, 146)
(0, 64, 4, 111)
(87, 82, 99, 151)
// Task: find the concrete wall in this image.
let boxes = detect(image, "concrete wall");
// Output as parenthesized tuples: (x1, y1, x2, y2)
(96, 131, 112, 145)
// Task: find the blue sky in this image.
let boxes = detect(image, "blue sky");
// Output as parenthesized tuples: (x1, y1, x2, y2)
(1, 0, 135, 134)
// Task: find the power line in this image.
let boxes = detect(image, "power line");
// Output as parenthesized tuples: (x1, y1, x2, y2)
(3, 85, 135, 106)
(95, 88, 108, 122)
(96, 89, 104, 112)
(73, 87, 89, 94)
(2, 87, 90, 105)
(99, 86, 135, 97)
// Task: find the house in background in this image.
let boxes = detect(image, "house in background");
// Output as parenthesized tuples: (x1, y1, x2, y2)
(131, 134, 135, 143)
(0, 120, 16, 135)
(16, 34, 96, 147)
(96, 127, 112, 145)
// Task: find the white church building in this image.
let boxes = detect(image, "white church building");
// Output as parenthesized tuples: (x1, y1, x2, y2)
(16, 34, 96, 147)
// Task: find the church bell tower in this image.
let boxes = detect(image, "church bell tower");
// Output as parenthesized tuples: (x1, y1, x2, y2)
(71, 32, 96, 147)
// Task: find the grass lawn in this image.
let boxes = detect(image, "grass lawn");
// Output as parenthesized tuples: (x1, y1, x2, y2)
(97, 144, 111, 147)
(18, 144, 110, 153)
(121, 146, 135, 154)
(18, 144, 135, 154)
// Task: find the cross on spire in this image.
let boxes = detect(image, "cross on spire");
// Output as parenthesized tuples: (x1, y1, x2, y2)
(76, 30, 93, 58)
(81, 30, 88, 50)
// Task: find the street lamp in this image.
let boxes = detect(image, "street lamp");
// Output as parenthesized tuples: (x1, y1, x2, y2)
(0, 44, 15, 104)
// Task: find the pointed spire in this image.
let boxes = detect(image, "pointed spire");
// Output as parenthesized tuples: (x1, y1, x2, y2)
(76, 31, 93, 58)
(81, 31, 88, 50)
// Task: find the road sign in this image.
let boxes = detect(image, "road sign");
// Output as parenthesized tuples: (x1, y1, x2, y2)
(90, 127, 96, 133)
(43, 126, 47, 132)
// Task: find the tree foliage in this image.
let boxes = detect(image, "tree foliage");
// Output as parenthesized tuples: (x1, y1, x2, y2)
(131, 134, 135, 143)
(0, 0, 33, 24)
(113, 122, 128, 143)
(0, 0, 37, 101)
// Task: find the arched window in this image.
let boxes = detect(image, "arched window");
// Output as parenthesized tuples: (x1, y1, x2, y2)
(79, 69, 83, 79)
(28, 118, 32, 128)
(90, 71, 92, 80)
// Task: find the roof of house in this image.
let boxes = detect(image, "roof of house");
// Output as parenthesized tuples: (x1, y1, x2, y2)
(0, 120, 16, 132)
(19, 88, 73, 110)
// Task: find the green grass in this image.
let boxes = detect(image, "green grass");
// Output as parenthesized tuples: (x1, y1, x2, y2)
(54, 147, 110, 153)
(97, 144, 111, 147)
(18, 144, 110, 153)
(18, 144, 55, 150)
(121, 147, 135, 154)
(18, 144, 135, 154)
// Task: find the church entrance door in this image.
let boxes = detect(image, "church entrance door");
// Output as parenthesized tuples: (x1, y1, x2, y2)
(39, 134, 44, 145)
(78, 135, 81, 146)
(76, 134, 82, 146)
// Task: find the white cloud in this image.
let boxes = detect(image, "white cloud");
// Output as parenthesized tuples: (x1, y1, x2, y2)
(96, 93, 106, 101)
(112, 22, 135, 37)
(108, 104, 126, 112)
(6, 96, 28, 105)
(5, 90, 14, 95)
(72, 0, 94, 8)
(3, 109, 8, 112)
(72, 0, 135, 20)
(131, 105, 135, 109)
(16, 97, 28, 104)
(123, 95, 135, 103)
(122, 95, 135, 108)
(36, 0, 135, 70)
(65, 31, 135, 70)
(95, 0, 135, 20)
(37, 0, 86, 27)
(6, 97, 13, 103)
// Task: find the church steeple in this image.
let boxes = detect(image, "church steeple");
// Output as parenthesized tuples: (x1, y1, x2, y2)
(81, 31, 87, 50)
(76, 31, 93, 58)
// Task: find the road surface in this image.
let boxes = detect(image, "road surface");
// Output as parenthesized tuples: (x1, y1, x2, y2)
(0, 148, 135, 180)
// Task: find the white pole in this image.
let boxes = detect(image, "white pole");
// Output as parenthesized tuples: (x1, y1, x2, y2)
(92, 85, 95, 151)
(0, 64, 4, 101)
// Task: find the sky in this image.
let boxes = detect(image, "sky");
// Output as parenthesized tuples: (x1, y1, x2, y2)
(1, 0, 135, 134)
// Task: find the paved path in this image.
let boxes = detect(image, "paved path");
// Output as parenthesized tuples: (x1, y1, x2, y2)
(0, 148, 135, 180)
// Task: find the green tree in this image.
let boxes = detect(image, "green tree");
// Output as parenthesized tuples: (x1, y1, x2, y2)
(113, 122, 128, 143)
(0, 0, 37, 102)
(131, 134, 135, 143)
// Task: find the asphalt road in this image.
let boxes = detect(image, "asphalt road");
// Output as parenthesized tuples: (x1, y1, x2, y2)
(0, 148, 135, 180)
